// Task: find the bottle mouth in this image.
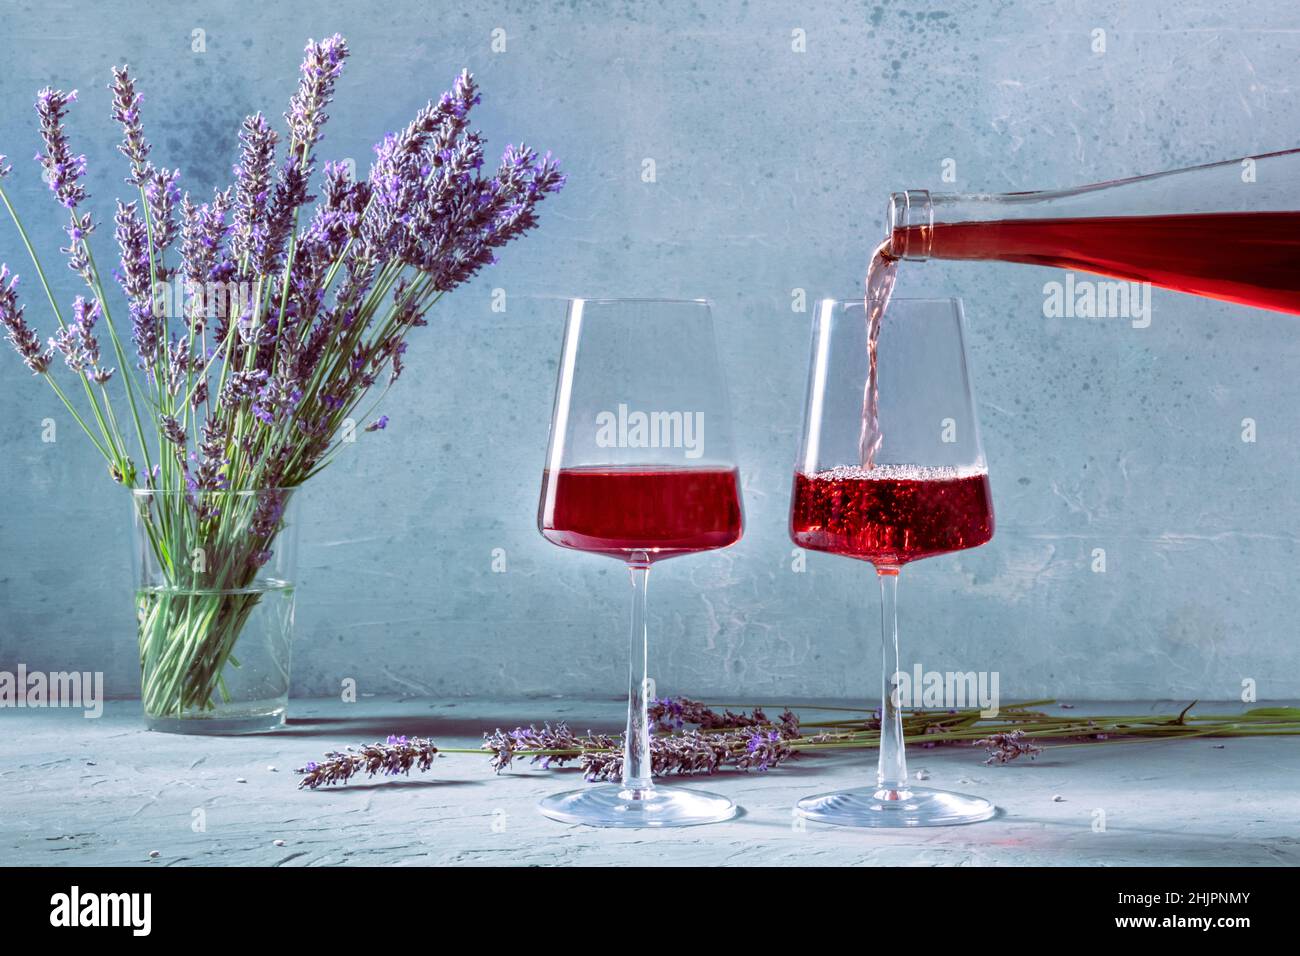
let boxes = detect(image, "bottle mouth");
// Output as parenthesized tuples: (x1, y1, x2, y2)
(885, 189, 933, 260)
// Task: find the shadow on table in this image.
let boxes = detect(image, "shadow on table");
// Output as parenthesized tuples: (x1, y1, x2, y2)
(280, 714, 625, 739)
(298, 777, 487, 794)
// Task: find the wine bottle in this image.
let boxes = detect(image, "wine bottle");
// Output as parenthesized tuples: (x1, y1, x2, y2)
(886, 149, 1300, 314)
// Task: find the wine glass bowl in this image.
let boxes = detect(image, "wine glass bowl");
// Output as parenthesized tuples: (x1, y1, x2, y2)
(790, 297, 997, 827)
(536, 298, 743, 827)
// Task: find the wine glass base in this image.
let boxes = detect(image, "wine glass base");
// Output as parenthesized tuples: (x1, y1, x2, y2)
(795, 786, 996, 828)
(539, 784, 737, 828)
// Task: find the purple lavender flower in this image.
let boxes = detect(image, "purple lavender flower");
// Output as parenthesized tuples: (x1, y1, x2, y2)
(219, 368, 269, 409)
(581, 730, 732, 782)
(249, 487, 287, 540)
(112, 200, 152, 299)
(113, 200, 159, 369)
(163, 335, 192, 396)
(110, 66, 152, 186)
(359, 71, 480, 258)
(180, 189, 231, 281)
(0, 267, 51, 374)
(320, 161, 369, 236)
(359, 82, 564, 292)
(257, 158, 311, 277)
(285, 34, 349, 153)
(364, 414, 387, 432)
(179, 190, 232, 334)
(230, 114, 278, 270)
(283, 171, 370, 336)
(250, 371, 303, 425)
(34, 88, 87, 209)
(145, 166, 183, 267)
(486, 715, 799, 782)
(189, 418, 229, 493)
(650, 696, 689, 731)
(257, 34, 351, 305)
(61, 211, 96, 285)
(296, 735, 440, 789)
(483, 723, 585, 772)
(647, 695, 787, 732)
(160, 414, 186, 449)
(49, 296, 111, 382)
(127, 303, 159, 372)
(740, 729, 790, 771)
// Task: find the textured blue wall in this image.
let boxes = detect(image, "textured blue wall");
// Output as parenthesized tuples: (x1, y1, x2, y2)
(2, 1, 1298, 701)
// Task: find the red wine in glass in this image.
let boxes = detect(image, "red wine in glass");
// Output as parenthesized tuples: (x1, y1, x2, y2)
(540, 465, 743, 562)
(791, 465, 993, 567)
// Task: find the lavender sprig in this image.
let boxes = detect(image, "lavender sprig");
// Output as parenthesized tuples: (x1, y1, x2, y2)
(61, 210, 96, 285)
(484, 712, 800, 782)
(296, 702, 1300, 790)
(145, 167, 182, 269)
(112, 200, 158, 370)
(482, 722, 586, 772)
(579, 727, 797, 782)
(50, 296, 112, 383)
(230, 114, 278, 271)
(189, 417, 228, 492)
(34, 88, 99, 287)
(305, 720, 797, 789)
(0, 266, 50, 373)
(296, 734, 439, 789)
(649, 695, 799, 734)
(159, 412, 185, 446)
(285, 34, 349, 155)
(34, 88, 87, 209)
(180, 189, 232, 288)
(110, 66, 152, 186)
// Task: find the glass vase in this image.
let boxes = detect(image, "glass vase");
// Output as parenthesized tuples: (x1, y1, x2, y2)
(130, 488, 298, 734)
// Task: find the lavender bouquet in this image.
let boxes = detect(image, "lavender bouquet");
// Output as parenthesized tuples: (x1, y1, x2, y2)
(0, 36, 563, 730)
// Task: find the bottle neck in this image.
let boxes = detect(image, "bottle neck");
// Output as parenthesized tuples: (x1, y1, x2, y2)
(886, 189, 1012, 261)
(885, 189, 931, 260)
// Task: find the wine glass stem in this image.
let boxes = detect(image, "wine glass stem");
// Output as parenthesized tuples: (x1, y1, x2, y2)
(876, 567, 909, 795)
(623, 556, 653, 793)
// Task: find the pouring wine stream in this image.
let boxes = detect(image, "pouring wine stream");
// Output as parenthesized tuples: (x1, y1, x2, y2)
(859, 239, 899, 469)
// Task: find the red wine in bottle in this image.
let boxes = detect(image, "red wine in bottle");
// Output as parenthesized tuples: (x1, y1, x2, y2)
(540, 465, 744, 562)
(790, 465, 994, 567)
(891, 211, 1300, 316)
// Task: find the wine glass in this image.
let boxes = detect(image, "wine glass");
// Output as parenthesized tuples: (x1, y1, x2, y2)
(537, 298, 744, 827)
(790, 297, 996, 826)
